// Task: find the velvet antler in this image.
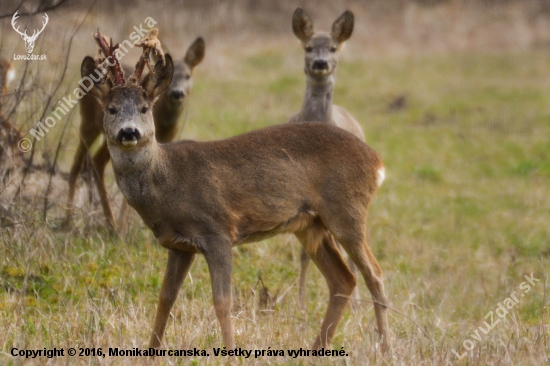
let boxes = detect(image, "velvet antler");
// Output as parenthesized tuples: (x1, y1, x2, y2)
(132, 28, 165, 83)
(93, 29, 124, 85)
(130, 56, 147, 84)
(134, 28, 165, 66)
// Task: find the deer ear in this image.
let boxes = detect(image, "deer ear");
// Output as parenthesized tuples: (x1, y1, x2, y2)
(142, 54, 173, 101)
(184, 37, 205, 70)
(331, 10, 354, 44)
(81, 56, 110, 103)
(292, 8, 314, 43)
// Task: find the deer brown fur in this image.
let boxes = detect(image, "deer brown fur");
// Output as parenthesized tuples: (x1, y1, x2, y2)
(81, 43, 390, 351)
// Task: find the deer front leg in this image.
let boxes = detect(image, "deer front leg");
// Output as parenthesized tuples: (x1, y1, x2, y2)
(202, 240, 234, 349)
(149, 250, 195, 348)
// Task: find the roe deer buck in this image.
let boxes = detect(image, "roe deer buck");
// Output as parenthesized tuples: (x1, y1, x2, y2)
(289, 8, 384, 307)
(84, 30, 390, 351)
(64, 36, 205, 228)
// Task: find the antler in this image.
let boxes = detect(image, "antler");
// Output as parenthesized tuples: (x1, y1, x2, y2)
(130, 56, 147, 84)
(131, 28, 166, 84)
(11, 11, 27, 38)
(134, 28, 165, 65)
(93, 29, 124, 85)
(94, 34, 110, 61)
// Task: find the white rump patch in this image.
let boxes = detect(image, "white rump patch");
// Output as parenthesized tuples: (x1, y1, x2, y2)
(376, 166, 386, 187)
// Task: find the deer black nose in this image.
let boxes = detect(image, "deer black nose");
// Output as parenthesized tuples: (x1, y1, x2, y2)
(117, 128, 141, 145)
(169, 90, 184, 100)
(312, 59, 329, 70)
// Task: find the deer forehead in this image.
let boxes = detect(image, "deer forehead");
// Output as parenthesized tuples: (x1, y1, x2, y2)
(171, 62, 191, 82)
(305, 33, 338, 50)
(172, 61, 187, 74)
(107, 86, 150, 109)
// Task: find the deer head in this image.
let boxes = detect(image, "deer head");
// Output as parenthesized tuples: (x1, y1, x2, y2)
(11, 11, 49, 54)
(292, 8, 354, 79)
(165, 37, 205, 104)
(82, 29, 173, 152)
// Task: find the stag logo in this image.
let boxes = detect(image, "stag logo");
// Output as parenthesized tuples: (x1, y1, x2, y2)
(12, 11, 49, 54)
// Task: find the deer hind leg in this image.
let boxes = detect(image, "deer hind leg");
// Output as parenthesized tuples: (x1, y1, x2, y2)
(91, 140, 115, 228)
(336, 231, 390, 352)
(341, 242, 361, 310)
(300, 242, 360, 311)
(149, 250, 195, 348)
(65, 129, 99, 227)
(295, 228, 356, 350)
(81, 153, 95, 208)
(298, 247, 311, 309)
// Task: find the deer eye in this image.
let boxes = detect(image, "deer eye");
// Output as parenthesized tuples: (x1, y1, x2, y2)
(141, 107, 149, 114)
(184, 74, 190, 80)
(305, 46, 313, 53)
(330, 47, 337, 53)
(108, 108, 117, 115)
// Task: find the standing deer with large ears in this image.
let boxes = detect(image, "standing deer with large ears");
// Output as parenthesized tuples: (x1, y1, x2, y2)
(84, 29, 390, 352)
(289, 8, 385, 308)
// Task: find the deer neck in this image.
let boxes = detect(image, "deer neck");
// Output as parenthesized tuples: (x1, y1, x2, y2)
(300, 74, 335, 123)
(109, 139, 161, 178)
(109, 139, 169, 212)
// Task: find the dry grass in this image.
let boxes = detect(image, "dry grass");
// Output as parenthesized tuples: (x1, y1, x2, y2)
(1, 0, 549, 365)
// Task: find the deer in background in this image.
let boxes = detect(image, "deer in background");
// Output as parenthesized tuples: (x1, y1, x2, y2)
(289, 8, 385, 307)
(64, 36, 205, 228)
(0, 59, 16, 95)
(85, 29, 390, 352)
(0, 59, 23, 163)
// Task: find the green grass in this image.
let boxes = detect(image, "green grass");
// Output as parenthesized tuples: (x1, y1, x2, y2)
(1, 44, 549, 365)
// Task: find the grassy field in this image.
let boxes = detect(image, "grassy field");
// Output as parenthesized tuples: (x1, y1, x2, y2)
(1, 24, 550, 365)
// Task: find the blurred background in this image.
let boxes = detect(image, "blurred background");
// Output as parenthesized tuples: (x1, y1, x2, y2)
(0, 1, 548, 365)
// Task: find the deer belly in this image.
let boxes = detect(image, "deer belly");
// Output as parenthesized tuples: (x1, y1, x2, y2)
(234, 209, 318, 245)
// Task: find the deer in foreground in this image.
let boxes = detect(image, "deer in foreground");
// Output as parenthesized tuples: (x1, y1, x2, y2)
(64, 35, 205, 228)
(289, 8, 384, 307)
(85, 30, 390, 351)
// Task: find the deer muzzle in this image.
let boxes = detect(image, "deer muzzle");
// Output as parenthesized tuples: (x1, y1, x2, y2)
(312, 59, 329, 71)
(117, 127, 141, 146)
(169, 89, 185, 101)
